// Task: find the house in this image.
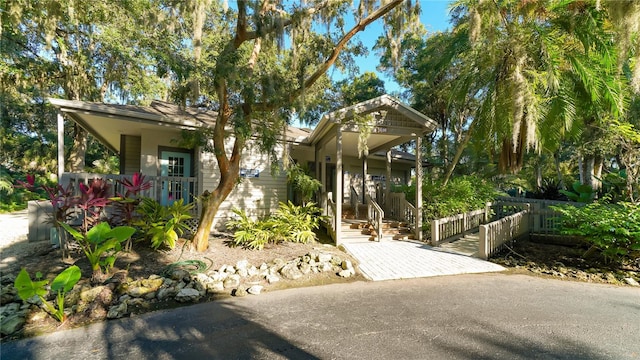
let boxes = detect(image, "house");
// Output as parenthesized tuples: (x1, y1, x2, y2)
(45, 95, 437, 244)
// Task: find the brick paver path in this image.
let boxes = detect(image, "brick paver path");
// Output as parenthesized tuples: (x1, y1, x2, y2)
(343, 241, 504, 281)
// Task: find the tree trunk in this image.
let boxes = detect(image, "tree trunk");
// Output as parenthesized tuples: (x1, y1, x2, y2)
(593, 155, 603, 190)
(554, 151, 563, 188)
(581, 155, 595, 189)
(69, 124, 87, 172)
(443, 123, 474, 186)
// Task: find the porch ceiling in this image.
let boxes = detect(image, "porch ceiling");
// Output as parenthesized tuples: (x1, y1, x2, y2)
(323, 132, 410, 158)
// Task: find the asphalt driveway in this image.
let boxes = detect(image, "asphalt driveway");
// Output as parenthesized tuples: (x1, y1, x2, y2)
(2, 273, 639, 359)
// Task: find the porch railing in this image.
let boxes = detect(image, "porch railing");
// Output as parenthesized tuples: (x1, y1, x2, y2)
(60, 173, 199, 215)
(478, 207, 530, 260)
(350, 185, 360, 219)
(366, 193, 384, 242)
(387, 192, 416, 236)
(431, 208, 488, 246)
(321, 191, 337, 241)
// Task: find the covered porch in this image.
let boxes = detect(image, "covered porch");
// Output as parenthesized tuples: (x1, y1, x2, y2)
(297, 95, 438, 244)
(48, 99, 212, 215)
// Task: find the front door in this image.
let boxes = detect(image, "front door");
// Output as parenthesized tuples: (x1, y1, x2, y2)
(160, 150, 192, 206)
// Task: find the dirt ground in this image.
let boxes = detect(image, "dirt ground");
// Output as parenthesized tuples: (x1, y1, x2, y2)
(489, 238, 640, 285)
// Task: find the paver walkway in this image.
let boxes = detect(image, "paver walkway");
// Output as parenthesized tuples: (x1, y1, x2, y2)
(342, 240, 505, 281)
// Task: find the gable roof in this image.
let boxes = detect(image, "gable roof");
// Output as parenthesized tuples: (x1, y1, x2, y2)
(307, 94, 438, 146)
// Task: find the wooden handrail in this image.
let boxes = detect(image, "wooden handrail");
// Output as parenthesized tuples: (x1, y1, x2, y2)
(366, 193, 384, 242)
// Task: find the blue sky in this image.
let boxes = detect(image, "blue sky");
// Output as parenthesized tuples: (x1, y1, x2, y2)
(330, 0, 454, 94)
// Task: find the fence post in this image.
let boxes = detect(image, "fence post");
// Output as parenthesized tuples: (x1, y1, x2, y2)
(462, 212, 468, 237)
(431, 219, 439, 246)
(479, 224, 488, 260)
(484, 202, 492, 223)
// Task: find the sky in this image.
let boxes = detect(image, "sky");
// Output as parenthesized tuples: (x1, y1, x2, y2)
(330, 0, 454, 94)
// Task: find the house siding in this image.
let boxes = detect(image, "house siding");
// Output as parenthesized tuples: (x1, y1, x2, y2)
(200, 139, 287, 230)
(120, 135, 141, 175)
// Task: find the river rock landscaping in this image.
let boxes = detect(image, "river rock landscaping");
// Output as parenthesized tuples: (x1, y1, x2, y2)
(0, 234, 361, 341)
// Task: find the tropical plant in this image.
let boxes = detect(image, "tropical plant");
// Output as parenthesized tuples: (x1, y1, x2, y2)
(286, 163, 322, 204)
(551, 201, 640, 263)
(226, 209, 274, 250)
(560, 181, 596, 203)
(273, 201, 322, 244)
(226, 201, 322, 250)
(111, 173, 153, 250)
(528, 179, 567, 201)
(77, 179, 111, 232)
(14, 265, 81, 322)
(14, 175, 79, 227)
(60, 222, 135, 282)
(134, 198, 194, 250)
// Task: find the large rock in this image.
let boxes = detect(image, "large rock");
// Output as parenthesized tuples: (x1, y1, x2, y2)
(266, 275, 280, 284)
(0, 313, 25, 336)
(207, 281, 224, 293)
(624, 277, 640, 286)
(80, 286, 107, 303)
(0, 302, 20, 316)
(175, 288, 201, 303)
(320, 262, 334, 272)
(280, 263, 303, 280)
(156, 287, 177, 301)
(317, 253, 332, 263)
(299, 263, 312, 275)
(236, 260, 249, 270)
(232, 288, 247, 297)
(127, 278, 164, 298)
(168, 269, 190, 282)
(223, 275, 241, 289)
(247, 285, 263, 295)
(0, 286, 17, 305)
(107, 302, 128, 319)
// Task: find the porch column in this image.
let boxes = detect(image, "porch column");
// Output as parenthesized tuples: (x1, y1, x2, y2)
(57, 112, 65, 180)
(335, 126, 343, 245)
(415, 136, 423, 241)
(320, 143, 326, 215)
(385, 149, 392, 206)
(362, 155, 368, 201)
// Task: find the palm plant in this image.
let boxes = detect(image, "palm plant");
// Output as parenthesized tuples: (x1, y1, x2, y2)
(402, 0, 634, 186)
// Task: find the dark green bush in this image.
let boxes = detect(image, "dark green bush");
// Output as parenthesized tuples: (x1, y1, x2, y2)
(395, 175, 500, 230)
(551, 201, 640, 262)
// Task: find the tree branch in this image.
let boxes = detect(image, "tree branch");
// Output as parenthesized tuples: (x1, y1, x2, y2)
(252, 0, 403, 112)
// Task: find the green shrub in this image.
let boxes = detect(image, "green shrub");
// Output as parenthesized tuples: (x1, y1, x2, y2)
(134, 198, 194, 249)
(226, 201, 322, 250)
(551, 201, 640, 262)
(395, 175, 500, 230)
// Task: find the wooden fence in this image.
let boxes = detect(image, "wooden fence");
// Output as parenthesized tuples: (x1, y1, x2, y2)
(431, 208, 489, 246)
(478, 206, 530, 260)
(431, 197, 584, 259)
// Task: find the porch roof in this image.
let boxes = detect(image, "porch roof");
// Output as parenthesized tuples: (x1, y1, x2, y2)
(305, 94, 438, 158)
(49, 98, 218, 153)
(48, 98, 309, 153)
